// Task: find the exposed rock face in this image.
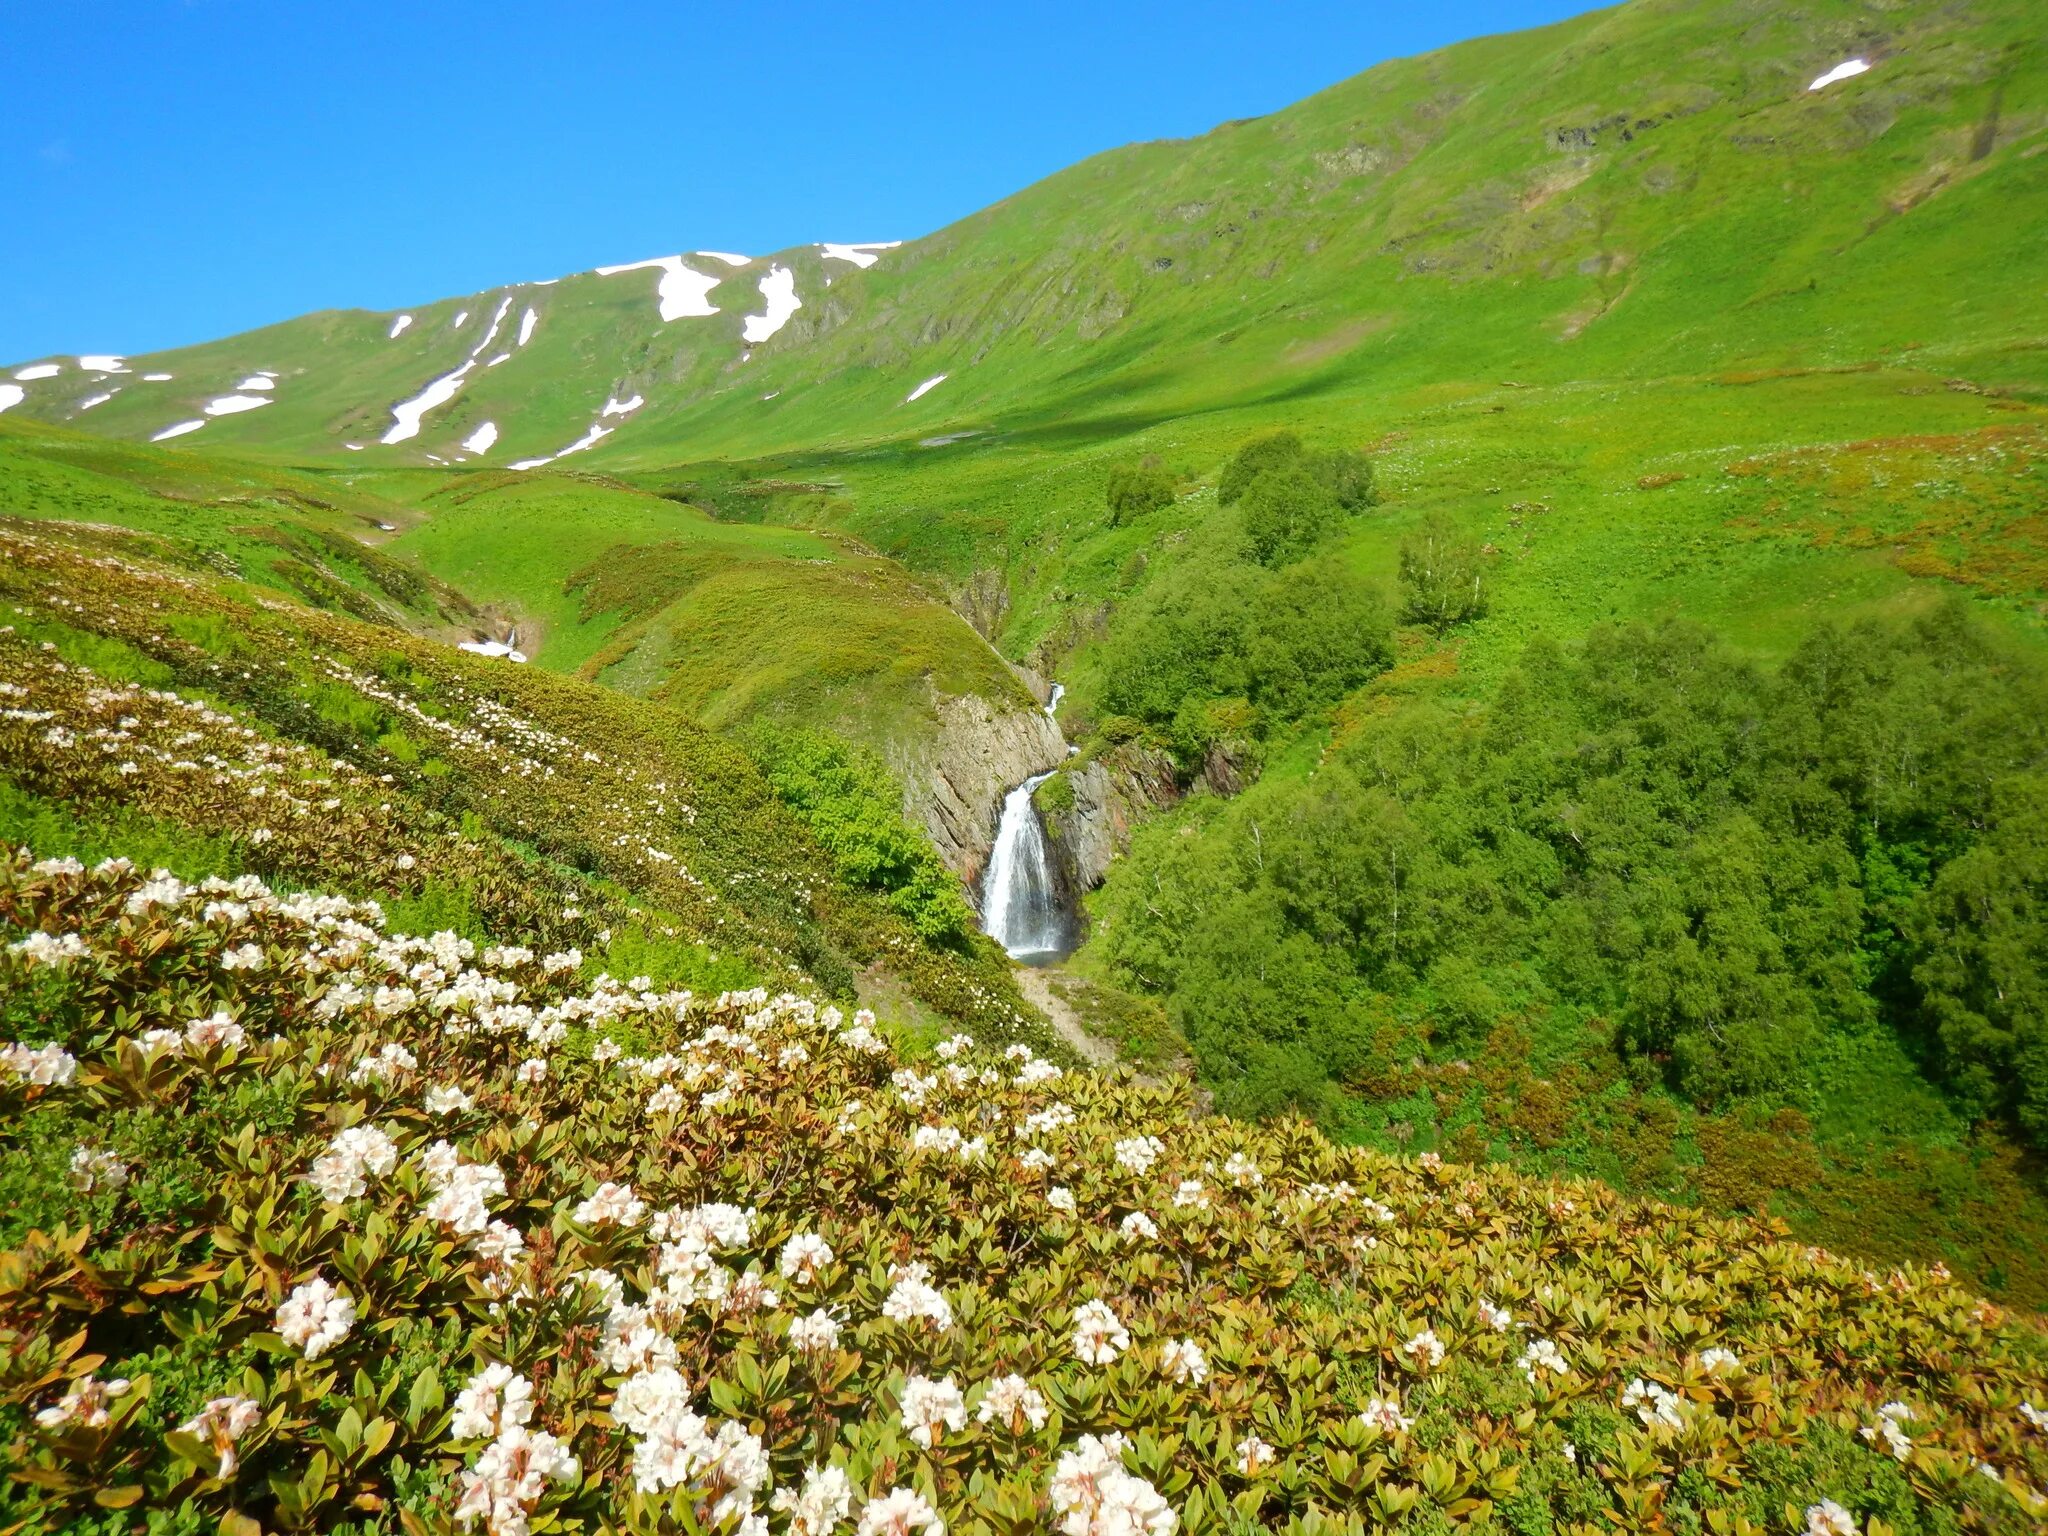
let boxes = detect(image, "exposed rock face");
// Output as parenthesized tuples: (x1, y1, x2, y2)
(1040, 743, 1180, 892)
(894, 690, 1068, 886)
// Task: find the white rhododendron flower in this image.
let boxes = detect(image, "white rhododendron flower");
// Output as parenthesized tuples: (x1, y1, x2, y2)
(572, 1181, 647, 1228)
(1235, 1433, 1276, 1476)
(36, 1374, 130, 1429)
(1049, 1433, 1175, 1536)
(1119, 1211, 1159, 1243)
(185, 1012, 247, 1053)
(1402, 1329, 1445, 1371)
(1160, 1338, 1209, 1385)
(899, 1373, 967, 1447)
(1806, 1502, 1857, 1536)
(9, 930, 89, 965)
(1622, 1377, 1685, 1430)
(277, 1275, 356, 1360)
(772, 1462, 855, 1536)
(1861, 1401, 1916, 1461)
(454, 1424, 580, 1535)
(1047, 1185, 1077, 1214)
(68, 1145, 128, 1192)
(2, 1041, 78, 1086)
(1358, 1396, 1414, 1435)
(1518, 1338, 1569, 1386)
(1072, 1299, 1129, 1365)
(1222, 1152, 1263, 1187)
(1114, 1135, 1163, 1175)
(787, 1307, 842, 1353)
(856, 1487, 944, 1536)
(779, 1232, 834, 1283)
(1700, 1347, 1742, 1374)
(425, 1083, 475, 1115)
(451, 1364, 535, 1441)
(882, 1274, 954, 1332)
(976, 1372, 1049, 1433)
(1477, 1297, 1512, 1332)
(177, 1395, 261, 1478)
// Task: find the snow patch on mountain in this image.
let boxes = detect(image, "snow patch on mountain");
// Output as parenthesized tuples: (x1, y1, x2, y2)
(461, 421, 499, 454)
(14, 365, 60, 381)
(205, 394, 272, 416)
(152, 420, 206, 440)
(698, 251, 752, 267)
(0, 385, 24, 414)
(237, 375, 276, 391)
(518, 308, 538, 346)
(453, 310, 470, 327)
(77, 392, 116, 410)
(819, 241, 902, 268)
(381, 296, 513, 444)
(1810, 58, 1870, 90)
(906, 373, 949, 402)
(601, 394, 643, 417)
(389, 315, 414, 339)
(80, 355, 128, 373)
(742, 266, 801, 343)
(594, 256, 721, 322)
(143, 373, 173, 382)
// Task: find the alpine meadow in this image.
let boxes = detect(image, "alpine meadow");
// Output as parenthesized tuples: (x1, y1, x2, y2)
(4, 1, 2048, 1533)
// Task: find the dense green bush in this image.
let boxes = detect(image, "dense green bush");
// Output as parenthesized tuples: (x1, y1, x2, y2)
(1103, 461, 1177, 525)
(1097, 545, 1392, 764)
(1098, 606, 2048, 1143)
(1398, 512, 1488, 633)
(746, 723, 975, 944)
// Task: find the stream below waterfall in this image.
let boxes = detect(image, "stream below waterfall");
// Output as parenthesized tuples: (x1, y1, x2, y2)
(978, 684, 1077, 964)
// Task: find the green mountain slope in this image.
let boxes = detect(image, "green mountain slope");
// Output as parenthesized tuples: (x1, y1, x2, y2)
(7, 0, 2042, 470)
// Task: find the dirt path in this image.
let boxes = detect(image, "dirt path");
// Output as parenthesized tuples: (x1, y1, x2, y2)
(1013, 964, 1116, 1066)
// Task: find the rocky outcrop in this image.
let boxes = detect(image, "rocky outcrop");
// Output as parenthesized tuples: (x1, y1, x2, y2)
(1038, 742, 1180, 892)
(893, 689, 1067, 886)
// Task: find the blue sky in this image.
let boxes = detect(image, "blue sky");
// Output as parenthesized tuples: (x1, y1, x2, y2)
(2, 0, 1588, 361)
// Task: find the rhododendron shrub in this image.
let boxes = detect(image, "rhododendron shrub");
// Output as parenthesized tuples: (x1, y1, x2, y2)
(2, 852, 2046, 1532)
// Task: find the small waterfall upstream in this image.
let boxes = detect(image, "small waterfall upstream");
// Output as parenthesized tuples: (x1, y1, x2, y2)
(978, 683, 1076, 963)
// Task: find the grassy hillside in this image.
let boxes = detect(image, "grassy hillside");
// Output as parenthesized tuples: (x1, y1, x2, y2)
(0, 511, 1061, 1062)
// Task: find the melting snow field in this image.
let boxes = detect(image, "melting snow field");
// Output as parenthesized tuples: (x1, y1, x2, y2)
(77, 392, 115, 410)
(14, 364, 60, 381)
(461, 421, 499, 454)
(518, 308, 538, 346)
(152, 420, 206, 441)
(0, 385, 24, 414)
(594, 256, 722, 322)
(1810, 58, 1871, 90)
(742, 266, 801, 343)
(601, 394, 643, 417)
(698, 251, 752, 267)
(143, 373, 173, 382)
(381, 296, 513, 444)
(906, 373, 949, 402)
(79, 355, 128, 373)
(389, 315, 414, 339)
(819, 241, 902, 268)
(237, 375, 276, 391)
(204, 394, 272, 416)
(454, 310, 470, 327)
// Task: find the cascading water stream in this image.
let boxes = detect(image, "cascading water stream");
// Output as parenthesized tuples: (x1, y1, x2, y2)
(978, 682, 1077, 963)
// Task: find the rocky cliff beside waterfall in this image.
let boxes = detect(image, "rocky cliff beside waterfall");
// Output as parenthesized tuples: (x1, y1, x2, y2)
(1034, 741, 1180, 896)
(890, 687, 1068, 885)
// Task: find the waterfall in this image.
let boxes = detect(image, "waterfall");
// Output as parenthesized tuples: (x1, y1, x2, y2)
(981, 770, 1072, 962)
